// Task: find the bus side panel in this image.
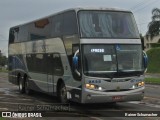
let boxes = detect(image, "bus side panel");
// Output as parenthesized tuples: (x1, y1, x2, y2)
(8, 54, 27, 85)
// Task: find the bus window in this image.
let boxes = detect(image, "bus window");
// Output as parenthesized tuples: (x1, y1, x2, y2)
(30, 34, 46, 41)
(47, 54, 54, 75)
(26, 54, 46, 73)
(51, 14, 63, 37)
(53, 53, 64, 76)
(26, 54, 34, 71)
(63, 11, 78, 35)
(18, 25, 29, 42)
(79, 11, 139, 38)
(9, 29, 15, 43)
(35, 54, 46, 73)
(9, 28, 19, 43)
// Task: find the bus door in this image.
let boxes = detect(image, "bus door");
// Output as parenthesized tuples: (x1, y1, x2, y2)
(47, 54, 54, 94)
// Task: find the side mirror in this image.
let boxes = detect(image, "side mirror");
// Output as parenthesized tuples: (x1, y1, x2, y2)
(143, 51, 148, 72)
(72, 49, 80, 76)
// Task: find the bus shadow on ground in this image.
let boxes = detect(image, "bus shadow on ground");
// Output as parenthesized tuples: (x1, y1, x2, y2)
(6, 88, 137, 117)
(15, 88, 133, 110)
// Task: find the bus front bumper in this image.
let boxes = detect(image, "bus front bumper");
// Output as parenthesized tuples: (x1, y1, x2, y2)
(81, 87, 144, 103)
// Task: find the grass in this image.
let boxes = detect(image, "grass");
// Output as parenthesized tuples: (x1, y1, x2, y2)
(145, 78, 160, 84)
(146, 47, 160, 73)
(0, 117, 5, 120)
(145, 48, 160, 84)
(0, 70, 8, 73)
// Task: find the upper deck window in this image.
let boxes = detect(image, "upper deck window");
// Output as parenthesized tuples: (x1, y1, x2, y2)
(63, 11, 78, 35)
(78, 10, 139, 39)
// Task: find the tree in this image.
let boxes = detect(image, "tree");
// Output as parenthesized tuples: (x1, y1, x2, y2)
(0, 55, 7, 67)
(147, 8, 160, 39)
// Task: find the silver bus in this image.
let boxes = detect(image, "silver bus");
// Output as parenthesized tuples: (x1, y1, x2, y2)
(8, 7, 148, 103)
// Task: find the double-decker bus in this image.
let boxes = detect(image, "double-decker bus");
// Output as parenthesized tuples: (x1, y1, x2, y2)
(8, 7, 148, 103)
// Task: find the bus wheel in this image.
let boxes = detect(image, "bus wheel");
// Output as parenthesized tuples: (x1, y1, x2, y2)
(58, 83, 68, 103)
(18, 76, 25, 94)
(24, 77, 32, 95)
(110, 102, 116, 105)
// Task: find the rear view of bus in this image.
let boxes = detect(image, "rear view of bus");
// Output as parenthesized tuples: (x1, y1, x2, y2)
(74, 8, 147, 103)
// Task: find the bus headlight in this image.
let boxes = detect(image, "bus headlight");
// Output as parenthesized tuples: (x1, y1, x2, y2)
(132, 81, 145, 89)
(141, 81, 145, 86)
(85, 84, 102, 91)
(138, 82, 142, 86)
(85, 84, 96, 89)
(138, 81, 145, 87)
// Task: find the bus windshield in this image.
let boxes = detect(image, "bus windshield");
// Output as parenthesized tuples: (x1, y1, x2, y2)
(82, 44, 143, 78)
(78, 11, 139, 39)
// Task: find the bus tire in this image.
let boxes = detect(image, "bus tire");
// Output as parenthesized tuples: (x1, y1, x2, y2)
(24, 77, 32, 95)
(58, 82, 68, 103)
(110, 102, 116, 105)
(18, 76, 25, 94)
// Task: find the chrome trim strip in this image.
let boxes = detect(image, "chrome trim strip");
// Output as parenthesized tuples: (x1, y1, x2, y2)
(66, 85, 81, 90)
(9, 75, 17, 77)
(80, 39, 141, 44)
(29, 79, 48, 84)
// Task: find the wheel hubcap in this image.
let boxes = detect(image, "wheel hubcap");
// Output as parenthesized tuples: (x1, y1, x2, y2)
(61, 87, 67, 100)
(19, 81, 22, 90)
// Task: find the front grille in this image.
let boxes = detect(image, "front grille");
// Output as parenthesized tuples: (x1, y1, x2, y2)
(103, 79, 131, 82)
(104, 89, 132, 92)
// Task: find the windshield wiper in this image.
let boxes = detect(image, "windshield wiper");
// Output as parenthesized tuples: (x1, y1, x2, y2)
(117, 70, 143, 77)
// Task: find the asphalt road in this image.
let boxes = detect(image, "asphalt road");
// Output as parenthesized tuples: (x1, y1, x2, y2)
(0, 72, 160, 120)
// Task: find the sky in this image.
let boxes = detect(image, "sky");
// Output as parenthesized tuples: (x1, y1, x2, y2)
(0, 0, 160, 56)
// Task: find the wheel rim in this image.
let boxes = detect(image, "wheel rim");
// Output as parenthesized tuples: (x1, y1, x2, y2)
(19, 80, 22, 91)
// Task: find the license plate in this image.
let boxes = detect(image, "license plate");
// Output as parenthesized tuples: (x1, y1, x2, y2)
(112, 96, 123, 101)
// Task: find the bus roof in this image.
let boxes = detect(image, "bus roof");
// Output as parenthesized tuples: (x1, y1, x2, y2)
(10, 7, 131, 29)
(73, 7, 130, 12)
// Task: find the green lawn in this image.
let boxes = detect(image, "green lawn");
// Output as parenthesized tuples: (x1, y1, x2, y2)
(0, 69, 8, 73)
(0, 117, 5, 120)
(146, 48, 160, 73)
(145, 78, 160, 84)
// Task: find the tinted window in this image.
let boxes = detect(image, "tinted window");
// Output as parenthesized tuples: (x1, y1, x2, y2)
(9, 28, 19, 43)
(47, 54, 54, 74)
(26, 54, 36, 72)
(35, 54, 46, 73)
(18, 25, 28, 42)
(30, 34, 46, 40)
(53, 53, 63, 75)
(79, 11, 139, 38)
(9, 29, 15, 44)
(29, 18, 52, 41)
(26, 54, 46, 73)
(63, 11, 78, 35)
(51, 14, 63, 37)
